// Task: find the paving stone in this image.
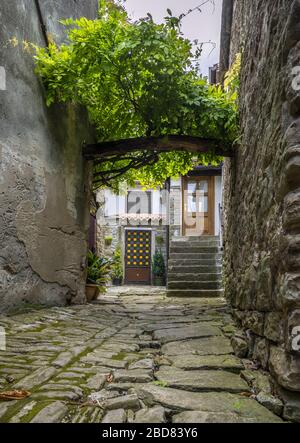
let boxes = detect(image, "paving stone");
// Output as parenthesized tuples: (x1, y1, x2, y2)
(88, 389, 120, 404)
(42, 383, 84, 395)
(81, 351, 113, 364)
(139, 348, 160, 355)
(162, 336, 233, 356)
(106, 383, 144, 392)
(105, 394, 141, 411)
(129, 359, 155, 370)
(133, 406, 167, 423)
(13, 367, 58, 390)
(102, 409, 127, 423)
(172, 410, 282, 423)
(256, 392, 283, 416)
(93, 358, 128, 369)
(170, 354, 244, 372)
(0, 401, 17, 421)
(241, 370, 272, 394)
(153, 324, 222, 343)
(103, 343, 140, 353)
(30, 401, 68, 423)
(86, 374, 107, 391)
(137, 385, 283, 421)
(70, 406, 103, 423)
(56, 372, 85, 381)
(127, 410, 135, 423)
(52, 351, 75, 368)
(155, 366, 249, 393)
(70, 366, 105, 375)
(32, 391, 82, 401)
(113, 369, 153, 383)
(1, 294, 287, 424)
(9, 401, 38, 423)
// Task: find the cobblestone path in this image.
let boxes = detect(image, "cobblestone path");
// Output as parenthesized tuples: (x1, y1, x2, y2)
(0, 292, 283, 423)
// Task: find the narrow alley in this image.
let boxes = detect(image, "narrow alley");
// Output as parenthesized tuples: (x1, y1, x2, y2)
(0, 291, 282, 423)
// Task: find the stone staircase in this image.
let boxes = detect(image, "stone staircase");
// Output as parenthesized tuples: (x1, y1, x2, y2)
(167, 236, 223, 297)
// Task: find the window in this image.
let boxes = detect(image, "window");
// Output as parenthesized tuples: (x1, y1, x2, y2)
(127, 191, 152, 214)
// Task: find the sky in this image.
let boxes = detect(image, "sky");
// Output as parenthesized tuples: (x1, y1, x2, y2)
(124, 0, 223, 77)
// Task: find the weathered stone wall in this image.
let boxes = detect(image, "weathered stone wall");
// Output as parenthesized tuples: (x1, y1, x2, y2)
(0, 0, 98, 313)
(222, 0, 300, 420)
(169, 180, 182, 239)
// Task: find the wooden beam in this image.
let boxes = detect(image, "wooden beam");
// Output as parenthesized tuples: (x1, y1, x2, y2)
(83, 135, 234, 160)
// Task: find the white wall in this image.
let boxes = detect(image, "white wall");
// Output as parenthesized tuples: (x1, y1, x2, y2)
(101, 175, 222, 237)
(214, 176, 222, 236)
(104, 189, 118, 217)
(104, 187, 163, 217)
(152, 190, 161, 214)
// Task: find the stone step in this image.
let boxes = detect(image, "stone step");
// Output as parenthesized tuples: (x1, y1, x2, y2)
(171, 241, 220, 248)
(173, 236, 219, 242)
(168, 259, 222, 267)
(168, 273, 222, 282)
(172, 236, 220, 242)
(167, 234, 223, 299)
(170, 246, 220, 254)
(155, 367, 250, 393)
(168, 265, 222, 273)
(167, 289, 224, 298)
(167, 281, 221, 290)
(169, 253, 222, 260)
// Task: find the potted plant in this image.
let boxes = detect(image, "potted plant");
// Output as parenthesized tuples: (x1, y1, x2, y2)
(86, 250, 112, 302)
(111, 246, 123, 286)
(155, 235, 164, 247)
(104, 236, 113, 247)
(152, 250, 166, 286)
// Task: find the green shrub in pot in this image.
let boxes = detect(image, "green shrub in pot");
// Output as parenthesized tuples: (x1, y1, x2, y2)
(155, 235, 164, 247)
(152, 250, 166, 286)
(111, 246, 123, 285)
(86, 250, 112, 300)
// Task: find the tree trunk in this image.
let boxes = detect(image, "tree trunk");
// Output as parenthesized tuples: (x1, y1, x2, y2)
(83, 135, 234, 160)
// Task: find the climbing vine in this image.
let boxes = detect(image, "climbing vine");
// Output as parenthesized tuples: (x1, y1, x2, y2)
(224, 52, 241, 98)
(34, 0, 238, 189)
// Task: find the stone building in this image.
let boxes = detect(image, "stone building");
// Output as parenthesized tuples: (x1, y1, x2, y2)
(97, 166, 223, 293)
(0, 0, 98, 313)
(220, 0, 300, 420)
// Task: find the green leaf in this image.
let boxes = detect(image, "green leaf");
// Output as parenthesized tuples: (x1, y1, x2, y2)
(33, 0, 238, 190)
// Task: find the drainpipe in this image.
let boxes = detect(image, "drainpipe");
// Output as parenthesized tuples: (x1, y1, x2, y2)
(34, 0, 49, 47)
(219, 0, 234, 84)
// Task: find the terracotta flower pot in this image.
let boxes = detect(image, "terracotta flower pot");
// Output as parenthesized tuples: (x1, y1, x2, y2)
(86, 284, 100, 302)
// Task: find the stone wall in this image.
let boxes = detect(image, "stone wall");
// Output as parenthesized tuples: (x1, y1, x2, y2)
(169, 180, 182, 239)
(222, 0, 300, 420)
(0, 0, 98, 313)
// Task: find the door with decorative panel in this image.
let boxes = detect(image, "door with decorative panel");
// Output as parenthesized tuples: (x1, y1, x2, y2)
(125, 230, 152, 284)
